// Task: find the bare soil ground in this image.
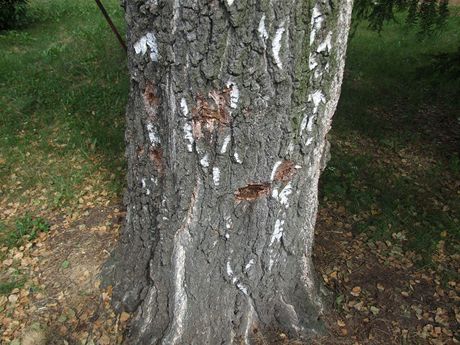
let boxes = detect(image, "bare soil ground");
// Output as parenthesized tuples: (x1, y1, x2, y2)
(313, 204, 459, 345)
(0, 203, 125, 344)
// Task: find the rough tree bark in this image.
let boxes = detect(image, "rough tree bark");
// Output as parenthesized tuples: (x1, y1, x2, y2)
(105, 0, 353, 343)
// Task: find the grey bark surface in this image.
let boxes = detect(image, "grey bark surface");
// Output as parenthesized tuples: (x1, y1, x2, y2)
(106, 0, 353, 344)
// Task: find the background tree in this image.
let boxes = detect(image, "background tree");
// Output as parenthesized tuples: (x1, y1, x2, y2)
(353, 0, 449, 34)
(352, 0, 459, 91)
(0, 0, 28, 30)
(103, 0, 353, 343)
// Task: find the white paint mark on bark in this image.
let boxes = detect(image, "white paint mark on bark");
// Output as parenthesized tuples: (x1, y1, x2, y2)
(212, 167, 220, 186)
(162, 178, 202, 345)
(146, 123, 160, 145)
(234, 152, 243, 164)
(243, 302, 256, 344)
(236, 282, 248, 295)
(226, 82, 239, 109)
(314, 68, 323, 80)
(310, 30, 316, 47)
(226, 260, 234, 279)
(310, 4, 324, 45)
(320, 0, 353, 134)
(279, 182, 293, 207)
(270, 161, 282, 181)
(134, 32, 158, 62)
(200, 154, 209, 168)
(300, 115, 309, 134)
(309, 54, 318, 70)
(220, 135, 231, 154)
(309, 90, 326, 113)
(141, 178, 150, 195)
(307, 115, 316, 132)
(180, 98, 189, 117)
(272, 23, 285, 69)
(162, 244, 187, 344)
(137, 285, 158, 337)
(226, 0, 235, 5)
(227, 258, 249, 295)
(317, 31, 333, 53)
(225, 233, 230, 239)
(183, 123, 194, 152)
(258, 15, 268, 42)
(225, 217, 232, 229)
(312, 4, 322, 18)
(270, 218, 285, 246)
(245, 259, 255, 271)
(310, 5, 324, 45)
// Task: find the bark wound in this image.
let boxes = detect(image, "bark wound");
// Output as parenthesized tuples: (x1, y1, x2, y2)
(149, 148, 164, 174)
(192, 87, 232, 139)
(144, 82, 158, 106)
(235, 183, 271, 201)
(274, 160, 299, 182)
(143, 81, 159, 120)
(136, 145, 144, 158)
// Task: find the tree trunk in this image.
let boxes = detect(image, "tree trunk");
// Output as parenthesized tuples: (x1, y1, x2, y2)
(106, 0, 353, 343)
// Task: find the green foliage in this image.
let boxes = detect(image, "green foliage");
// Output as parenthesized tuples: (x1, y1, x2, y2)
(0, 214, 49, 247)
(353, 0, 449, 35)
(0, 0, 28, 30)
(416, 45, 460, 83)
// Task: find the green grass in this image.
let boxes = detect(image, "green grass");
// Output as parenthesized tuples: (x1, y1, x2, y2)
(0, 0, 128, 211)
(0, 214, 49, 247)
(335, 9, 460, 146)
(0, 276, 25, 296)
(321, 9, 460, 264)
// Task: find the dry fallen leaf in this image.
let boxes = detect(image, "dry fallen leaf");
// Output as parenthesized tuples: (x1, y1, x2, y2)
(370, 306, 380, 315)
(8, 294, 18, 304)
(351, 286, 362, 297)
(119, 312, 130, 323)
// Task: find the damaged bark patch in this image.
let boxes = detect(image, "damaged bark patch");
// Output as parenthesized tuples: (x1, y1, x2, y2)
(149, 148, 164, 173)
(144, 82, 159, 106)
(274, 160, 299, 182)
(235, 183, 271, 201)
(191, 87, 232, 138)
(136, 145, 145, 158)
